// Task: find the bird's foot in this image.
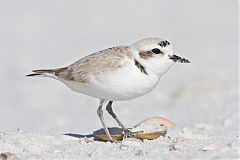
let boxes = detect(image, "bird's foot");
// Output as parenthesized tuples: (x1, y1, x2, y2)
(123, 129, 144, 138)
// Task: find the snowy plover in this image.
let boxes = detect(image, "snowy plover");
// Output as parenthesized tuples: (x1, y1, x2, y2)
(26, 38, 190, 141)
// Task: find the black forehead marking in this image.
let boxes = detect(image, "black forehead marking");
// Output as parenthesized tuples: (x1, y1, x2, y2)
(158, 40, 170, 47)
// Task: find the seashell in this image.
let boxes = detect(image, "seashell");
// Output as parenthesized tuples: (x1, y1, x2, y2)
(134, 117, 175, 129)
(132, 130, 167, 140)
(93, 127, 123, 142)
(94, 117, 175, 142)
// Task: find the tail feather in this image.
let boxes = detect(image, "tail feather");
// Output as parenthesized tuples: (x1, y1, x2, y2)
(32, 69, 55, 74)
(26, 67, 68, 77)
(26, 73, 42, 77)
(26, 69, 56, 77)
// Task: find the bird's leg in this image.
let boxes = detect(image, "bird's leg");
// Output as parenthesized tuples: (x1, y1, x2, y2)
(97, 99, 113, 142)
(106, 101, 126, 129)
(106, 101, 139, 138)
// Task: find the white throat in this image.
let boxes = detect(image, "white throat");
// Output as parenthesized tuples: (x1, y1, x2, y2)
(129, 46, 174, 77)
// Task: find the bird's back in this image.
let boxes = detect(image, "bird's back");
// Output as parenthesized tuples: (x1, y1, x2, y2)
(65, 46, 133, 83)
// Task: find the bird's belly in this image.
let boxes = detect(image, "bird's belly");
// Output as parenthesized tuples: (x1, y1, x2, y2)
(60, 63, 160, 101)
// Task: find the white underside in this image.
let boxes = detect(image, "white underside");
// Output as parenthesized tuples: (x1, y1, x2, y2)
(58, 59, 160, 101)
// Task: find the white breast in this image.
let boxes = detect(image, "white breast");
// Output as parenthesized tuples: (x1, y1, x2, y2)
(59, 58, 160, 101)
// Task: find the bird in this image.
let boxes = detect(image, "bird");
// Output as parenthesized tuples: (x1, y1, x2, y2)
(26, 38, 190, 141)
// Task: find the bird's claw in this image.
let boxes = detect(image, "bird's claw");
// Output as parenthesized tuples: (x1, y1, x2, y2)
(123, 129, 144, 138)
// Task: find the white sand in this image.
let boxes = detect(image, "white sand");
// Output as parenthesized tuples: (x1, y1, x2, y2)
(0, 126, 239, 160)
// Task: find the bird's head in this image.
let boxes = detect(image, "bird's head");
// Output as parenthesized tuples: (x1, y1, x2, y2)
(130, 38, 190, 76)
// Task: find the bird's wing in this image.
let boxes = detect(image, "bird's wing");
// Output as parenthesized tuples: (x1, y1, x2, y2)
(56, 46, 133, 83)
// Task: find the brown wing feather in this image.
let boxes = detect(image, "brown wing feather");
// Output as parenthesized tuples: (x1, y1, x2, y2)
(27, 46, 133, 83)
(65, 46, 133, 83)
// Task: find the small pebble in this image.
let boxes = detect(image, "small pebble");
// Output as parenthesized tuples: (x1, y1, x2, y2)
(0, 152, 18, 160)
(169, 137, 185, 151)
(200, 144, 217, 151)
(79, 137, 94, 144)
(134, 149, 144, 156)
(194, 124, 213, 130)
(0, 132, 5, 136)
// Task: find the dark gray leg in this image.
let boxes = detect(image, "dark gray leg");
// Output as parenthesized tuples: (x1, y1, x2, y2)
(106, 101, 126, 129)
(106, 101, 144, 138)
(97, 99, 113, 141)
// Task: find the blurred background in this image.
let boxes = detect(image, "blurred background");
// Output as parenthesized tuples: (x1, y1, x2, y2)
(0, 0, 238, 134)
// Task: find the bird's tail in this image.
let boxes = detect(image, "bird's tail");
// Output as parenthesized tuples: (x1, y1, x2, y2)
(26, 69, 57, 77)
(26, 67, 68, 79)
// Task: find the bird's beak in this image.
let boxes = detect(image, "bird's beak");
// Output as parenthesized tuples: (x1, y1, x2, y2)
(168, 54, 190, 63)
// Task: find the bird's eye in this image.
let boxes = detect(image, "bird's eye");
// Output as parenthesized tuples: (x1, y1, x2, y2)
(151, 48, 162, 54)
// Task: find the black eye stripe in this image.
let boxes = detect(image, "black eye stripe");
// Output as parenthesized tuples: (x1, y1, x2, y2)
(151, 48, 162, 54)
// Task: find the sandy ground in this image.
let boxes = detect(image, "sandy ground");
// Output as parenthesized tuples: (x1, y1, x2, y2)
(1, 89, 239, 160)
(0, 0, 239, 159)
(0, 126, 239, 160)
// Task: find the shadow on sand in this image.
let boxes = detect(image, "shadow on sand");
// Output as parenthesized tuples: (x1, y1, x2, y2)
(63, 133, 95, 139)
(63, 127, 124, 141)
